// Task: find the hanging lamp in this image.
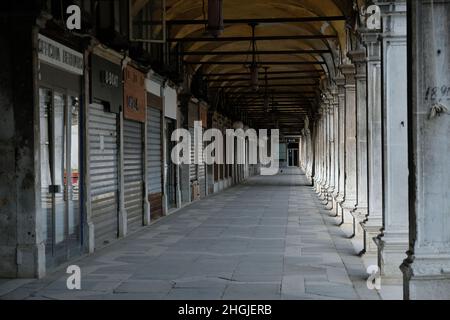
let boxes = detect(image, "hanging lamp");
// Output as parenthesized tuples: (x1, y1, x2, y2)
(249, 23, 259, 91)
(207, 0, 224, 37)
(263, 67, 270, 112)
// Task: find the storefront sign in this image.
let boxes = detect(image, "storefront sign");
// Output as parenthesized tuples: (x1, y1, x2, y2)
(90, 54, 123, 114)
(124, 66, 146, 123)
(38, 34, 83, 75)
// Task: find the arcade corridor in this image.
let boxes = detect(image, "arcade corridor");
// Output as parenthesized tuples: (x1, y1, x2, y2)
(0, 169, 381, 300)
(1, 0, 450, 301)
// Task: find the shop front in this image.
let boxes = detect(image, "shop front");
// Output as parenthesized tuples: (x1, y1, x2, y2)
(37, 34, 84, 268)
(88, 51, 123, 249)
(123, 65, 146, 232)
(145, 78, 164, 221)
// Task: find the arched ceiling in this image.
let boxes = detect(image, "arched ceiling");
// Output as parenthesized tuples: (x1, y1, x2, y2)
(132, 0, 361, 134)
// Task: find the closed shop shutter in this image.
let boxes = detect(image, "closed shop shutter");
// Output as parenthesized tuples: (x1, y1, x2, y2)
(198, 143, 206, 197)
(189, 127, 197, 181)
(146, 107, 163, 218)
(124, 119, 144, 232)
(89, 103, 119, 248)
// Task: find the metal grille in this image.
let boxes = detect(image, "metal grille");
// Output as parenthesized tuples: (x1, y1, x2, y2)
(89, 103, 119, 248)
(147, 107, 163, 219)
(124, 119, 144, 232)
(198, 141, 206, 198)
(189, 127, 197, 181)
(147, 108, 162, 193)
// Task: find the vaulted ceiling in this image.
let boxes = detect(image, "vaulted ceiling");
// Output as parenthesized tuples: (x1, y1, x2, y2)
(132, 0, 364, 134)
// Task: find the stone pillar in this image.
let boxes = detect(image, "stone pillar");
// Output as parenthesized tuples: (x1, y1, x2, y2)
(332, 89, 340, 207)
(314, 112, 323, 192)
(339, 64, 358, 232)
(402, 0, 450, 300)
(326, 94, 336, 209)
(305, 116, 313, 182)
(377, 1, 410, 282)
(361, 31, 383, 258)
(319, 105, 329, 199)
(348, 49, 369, 252)
(0, 13, 45, 278)
(334, 75, 346, 217)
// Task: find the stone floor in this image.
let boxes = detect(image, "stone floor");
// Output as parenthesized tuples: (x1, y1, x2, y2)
(0, 168, 380, 300)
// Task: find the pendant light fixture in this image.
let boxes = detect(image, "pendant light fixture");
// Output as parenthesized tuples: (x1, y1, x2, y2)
(263, 67, 270, 112)
(207, 0, 224, 37)
(249, 23, 259, 91)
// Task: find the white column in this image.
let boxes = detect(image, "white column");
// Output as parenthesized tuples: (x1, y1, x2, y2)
(361, 31, 383, 258)
(349, 49, 369, 252)
(402, 0, 450, 299)
(378, 1, 409, 282)
(339, 64, 358, 232)
(314, 111, 324, 192)
(320, 105, 329, 199)
(332, 89, 340, 210)
(334, 76, 346, 217)
(326, 96, 336, 209)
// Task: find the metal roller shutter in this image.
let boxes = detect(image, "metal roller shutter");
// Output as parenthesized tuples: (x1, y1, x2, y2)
(124, 119, 144, 232)
(189, 127, 197, 181)
(146, 107, 163, 218)
(89, 103, 119, 248)
(198, 164, 206, 197)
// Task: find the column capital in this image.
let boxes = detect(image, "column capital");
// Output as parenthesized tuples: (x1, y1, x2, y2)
(333, 75, 346, 97)
(348, 49, 367, 77)
(360, 30, 382, 62)
(339, 64, 356, 86)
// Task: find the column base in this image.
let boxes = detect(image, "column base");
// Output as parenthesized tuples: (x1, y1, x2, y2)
(402, 256, 450, 300)
(361, 219, 382, 256)
(16, 242, 46, 279)
(377, 232, 408, 282)
(326, 188, 335, 205)
(350, 221, 366, 256)
(334, 195, 344, 217)
(339, 200, 356, 238)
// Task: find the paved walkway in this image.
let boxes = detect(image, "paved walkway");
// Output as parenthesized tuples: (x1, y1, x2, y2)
(0, 168, 380, 300)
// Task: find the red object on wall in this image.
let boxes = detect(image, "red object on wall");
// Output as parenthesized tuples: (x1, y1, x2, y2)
(124, 65, 146, 123)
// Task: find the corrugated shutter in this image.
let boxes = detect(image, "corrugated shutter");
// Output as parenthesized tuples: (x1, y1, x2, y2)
(189, 127, 196, 181)
(124, 119, 144, 232)
(89, 103, 119, 248)
(198, 141, 206, 197)
(147, 108, 162, 193)
(146, 107, 163, 218)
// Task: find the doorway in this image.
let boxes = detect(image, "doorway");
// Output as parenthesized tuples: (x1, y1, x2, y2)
(39, 87, 82, 268)
(288, 148, 299, 167)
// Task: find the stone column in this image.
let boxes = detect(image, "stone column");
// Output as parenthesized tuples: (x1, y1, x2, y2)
(0, 14, 45, 278)
(361, 31, 383, 258)
(320, 105, 329, 200)
(339, 64, 358, 232)
(377, 1, 409, 282)
(402, 0, 450, 299)
(305, 116, 313, 182)
(326, 94, 336, 209)
(332, 89, 340, 208)
(349, 49, 369, 252)
(334, 75, 346, 217)
(312, 119, 320, 187)
(314, 111, 323, 192)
